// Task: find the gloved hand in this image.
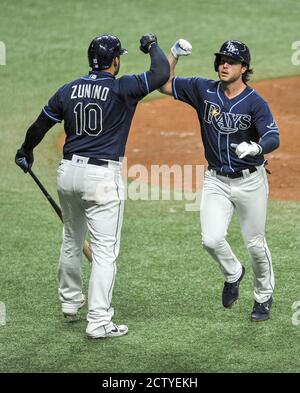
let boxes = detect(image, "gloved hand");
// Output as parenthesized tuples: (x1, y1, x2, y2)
(15, 146, 34, 173)
(139, 33, 158, 54)
(231, 141, 262, 159)
(171, 39, 192, 59)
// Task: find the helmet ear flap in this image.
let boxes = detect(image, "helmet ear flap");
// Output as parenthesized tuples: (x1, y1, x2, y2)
(214, 55, 220, 72)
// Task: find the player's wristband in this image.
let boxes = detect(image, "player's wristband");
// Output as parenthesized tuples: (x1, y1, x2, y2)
(148, 42, 157, 52)
(170, 46, 179, 59)
(257, 144, 263, 155)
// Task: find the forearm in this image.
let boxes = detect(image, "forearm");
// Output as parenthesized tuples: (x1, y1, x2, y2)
(145, 44, 170, 91)
(259, 133, 280, 154)
(159, 52, 178, 95)
(22, 111, 56, 151)
(167, 52, 178, 81)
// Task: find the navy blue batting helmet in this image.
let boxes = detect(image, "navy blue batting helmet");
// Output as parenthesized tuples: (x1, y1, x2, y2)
(88, 34, 128, 70)
(214, 40, 251, 71)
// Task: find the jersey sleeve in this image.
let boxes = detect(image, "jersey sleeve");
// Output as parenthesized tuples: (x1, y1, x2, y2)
(116, 44, 169, 102)
(251, 98, 279, 139)
(116, 74, 151, 101)
(172, 77, 203, 108)
(43, 86, 66, 123)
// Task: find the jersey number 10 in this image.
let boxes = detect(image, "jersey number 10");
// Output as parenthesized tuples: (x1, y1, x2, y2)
(74, 102, 103, 136)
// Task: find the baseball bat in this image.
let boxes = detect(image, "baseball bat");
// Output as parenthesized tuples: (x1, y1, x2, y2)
(28, 168, 92, 263)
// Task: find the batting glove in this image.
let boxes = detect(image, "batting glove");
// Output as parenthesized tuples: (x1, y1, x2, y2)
(171, 39, 192, 59)
(231, 141, 262, 159)
(139, 33, 158, 54)
(15, 146, 34, 173)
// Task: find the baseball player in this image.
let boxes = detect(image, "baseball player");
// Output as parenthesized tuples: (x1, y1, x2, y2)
(159, 39, 280, 321)
(15, 33, 170, 338)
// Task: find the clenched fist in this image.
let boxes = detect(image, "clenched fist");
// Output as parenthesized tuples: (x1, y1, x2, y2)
(171, 39, 192, 59)
(15, 146, 34, 173)
(140, 33, 157, 54)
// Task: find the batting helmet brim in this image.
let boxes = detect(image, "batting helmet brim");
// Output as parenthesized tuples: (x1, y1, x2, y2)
(214, 52, 249, 72)
(119, 48, 128, 56)
(214, 51, 246, 64)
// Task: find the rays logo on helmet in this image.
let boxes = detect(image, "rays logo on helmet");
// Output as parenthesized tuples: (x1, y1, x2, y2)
(226, 41, 240, 55)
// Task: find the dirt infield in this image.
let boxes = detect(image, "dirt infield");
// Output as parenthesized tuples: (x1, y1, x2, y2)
(125, 76, 300, 201)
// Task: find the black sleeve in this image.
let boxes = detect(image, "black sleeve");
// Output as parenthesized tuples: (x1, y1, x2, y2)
(22, 111, 57, 151)
(117, 44, 170, 100)
(145, 43, 170, 91)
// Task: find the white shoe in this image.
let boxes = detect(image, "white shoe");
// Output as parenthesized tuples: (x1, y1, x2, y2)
(62, 296, 85, 319)
(87, 324, 128, 339)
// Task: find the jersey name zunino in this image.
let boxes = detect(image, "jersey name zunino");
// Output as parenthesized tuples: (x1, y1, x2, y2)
(71, 84, 109, 101)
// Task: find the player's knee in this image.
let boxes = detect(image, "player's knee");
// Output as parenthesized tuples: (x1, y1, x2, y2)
(246, 235, 264, 248)
(61, 242, 83, 258)
(91, 244, 120, 264)
(246, 235, 266, 257)
(202, 234, 225, 251)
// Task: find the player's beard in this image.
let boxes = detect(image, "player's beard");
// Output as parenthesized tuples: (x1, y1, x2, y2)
(218, 71, 242, 84)
(114, 58, 120, 76)
(114, 63, 120, 76)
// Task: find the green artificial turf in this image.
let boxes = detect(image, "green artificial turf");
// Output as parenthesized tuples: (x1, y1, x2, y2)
(1, 195, 300, 372)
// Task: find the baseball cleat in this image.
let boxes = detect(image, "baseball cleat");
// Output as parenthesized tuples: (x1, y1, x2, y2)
(251, 296, 273, 322)
(222, 266, 245, 308)
(62, 296, 86, 320)
(87, 324, 128, 339)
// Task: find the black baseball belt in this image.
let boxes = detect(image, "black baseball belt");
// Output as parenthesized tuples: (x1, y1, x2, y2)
(63, 153, 109, 167)
(214, 167, 257, 179)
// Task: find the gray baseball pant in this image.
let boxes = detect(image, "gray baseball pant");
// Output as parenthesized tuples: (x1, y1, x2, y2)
(200, 166, 274, 303)
(56, 155, 124, 338)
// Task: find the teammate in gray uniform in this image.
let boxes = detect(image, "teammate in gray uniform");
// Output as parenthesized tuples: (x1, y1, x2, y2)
(160, 39, 279, 321)
(15, 33, 170, 338)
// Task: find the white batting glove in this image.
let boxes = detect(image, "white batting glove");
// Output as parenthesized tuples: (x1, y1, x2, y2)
(231, 141, 262, 159)
(171, 39, 192, 59)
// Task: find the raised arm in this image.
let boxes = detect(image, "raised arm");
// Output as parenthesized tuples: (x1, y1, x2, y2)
(139, 33, 170, 91)
(159, 39, 192, 96)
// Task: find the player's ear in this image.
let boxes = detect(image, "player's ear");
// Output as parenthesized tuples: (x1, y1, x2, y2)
(241, 64, 247, 74)
(113, 57, 119, 68)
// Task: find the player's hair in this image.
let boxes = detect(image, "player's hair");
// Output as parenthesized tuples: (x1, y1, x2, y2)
(242, 65, 254, 83)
